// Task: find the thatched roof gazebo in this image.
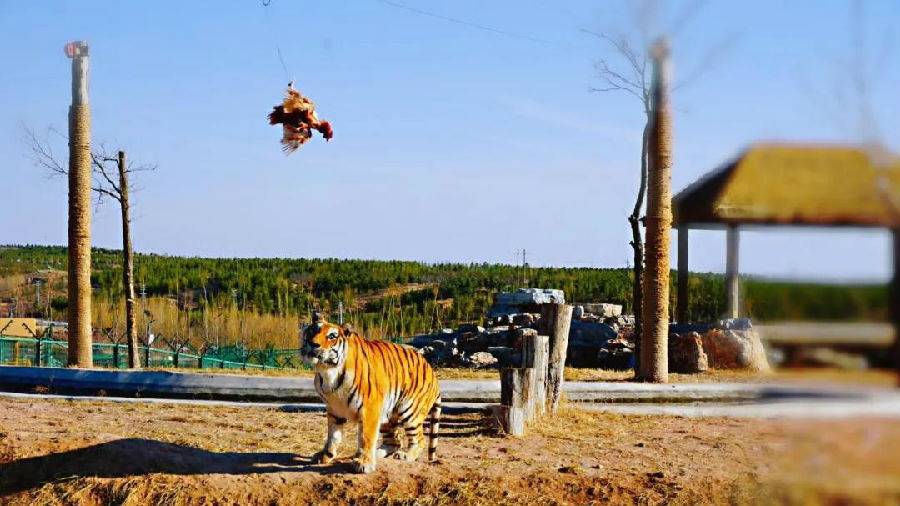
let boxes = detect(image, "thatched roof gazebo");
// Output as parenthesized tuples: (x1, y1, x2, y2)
(672, 143, 900, 345)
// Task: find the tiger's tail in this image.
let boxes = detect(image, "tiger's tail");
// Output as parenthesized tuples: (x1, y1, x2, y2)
(427, 395, 442, 462)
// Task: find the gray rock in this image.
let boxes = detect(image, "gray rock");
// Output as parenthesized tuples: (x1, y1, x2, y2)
(495, 288, 566, 306)
(466, 351, 499, 368)
(580, 303, 623, 317)
(457, 323, 485, 334)
(512, 313, 535, 326)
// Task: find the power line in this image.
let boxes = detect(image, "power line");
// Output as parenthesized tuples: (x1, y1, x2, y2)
(374, 0, 553, 45)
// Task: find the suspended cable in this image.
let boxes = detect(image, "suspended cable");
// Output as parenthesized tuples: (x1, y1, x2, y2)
(374, 0, 552, 45)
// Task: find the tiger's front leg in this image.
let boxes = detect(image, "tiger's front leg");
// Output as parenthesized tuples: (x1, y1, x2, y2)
(311, 413, 345, 464)
(352, 397, 384, 474)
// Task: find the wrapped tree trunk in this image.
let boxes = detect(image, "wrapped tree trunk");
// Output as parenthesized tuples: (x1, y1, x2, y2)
(118, 151, 140, 368)
(66, 41, 93, 368)
(639, 39, 673, 383)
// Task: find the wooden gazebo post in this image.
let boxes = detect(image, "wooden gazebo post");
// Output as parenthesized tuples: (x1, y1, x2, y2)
(676, 223, 689, 323)
(725, 225, 740, 319)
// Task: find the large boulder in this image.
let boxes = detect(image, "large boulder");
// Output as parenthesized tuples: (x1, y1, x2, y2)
(701, 328, 770, 372)
(568, 320, 617, 347)
(495, 288, 566, 306)
(669, 332, 708, 373)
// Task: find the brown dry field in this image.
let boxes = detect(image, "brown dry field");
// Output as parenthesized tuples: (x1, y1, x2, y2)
(1, 396, 900, 505)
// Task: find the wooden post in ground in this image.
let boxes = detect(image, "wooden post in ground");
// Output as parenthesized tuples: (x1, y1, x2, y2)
(542, 303, 573, 412)
(499, 368, 531, 436)
(65, 40, 93, 368)
(522, 333, 549, 417)
(639, 39, 672, 384)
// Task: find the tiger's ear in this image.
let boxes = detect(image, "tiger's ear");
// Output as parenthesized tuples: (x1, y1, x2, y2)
(341, 323, 354, 337)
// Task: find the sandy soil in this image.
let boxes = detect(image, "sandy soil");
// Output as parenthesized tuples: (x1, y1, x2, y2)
(1, 397, 899, 505)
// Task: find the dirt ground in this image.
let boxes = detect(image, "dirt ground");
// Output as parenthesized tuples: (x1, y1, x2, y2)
(1, 397, 899, 505)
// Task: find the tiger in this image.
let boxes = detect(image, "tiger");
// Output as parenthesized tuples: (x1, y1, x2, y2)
(300, 313, 442, 474)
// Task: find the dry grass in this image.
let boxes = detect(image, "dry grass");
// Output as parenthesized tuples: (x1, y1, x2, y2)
(2, 397, 899, 505)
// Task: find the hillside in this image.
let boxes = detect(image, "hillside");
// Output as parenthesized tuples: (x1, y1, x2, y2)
(0, 245, 888, 345)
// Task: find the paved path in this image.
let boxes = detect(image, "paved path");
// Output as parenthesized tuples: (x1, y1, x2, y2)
(3, 365, 895, 403)
(4, 388, 899, 419)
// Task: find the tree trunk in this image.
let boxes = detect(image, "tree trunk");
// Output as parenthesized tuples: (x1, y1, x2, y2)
(118, 151, 140, 368)
(67, 43, 93, 368)
(630, 121, 650, 371)
(639, 40, 673, 383)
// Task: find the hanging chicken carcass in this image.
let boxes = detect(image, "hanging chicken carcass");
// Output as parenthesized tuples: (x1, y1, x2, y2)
(268, 82, 333, 154)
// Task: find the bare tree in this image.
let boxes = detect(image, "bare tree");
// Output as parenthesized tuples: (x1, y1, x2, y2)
(586, 29, 651, 337)
(585, 1, 731, 367)
(26, 127, 155, 369)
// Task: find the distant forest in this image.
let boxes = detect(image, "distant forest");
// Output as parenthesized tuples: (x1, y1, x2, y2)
(0, 245, 888, 341)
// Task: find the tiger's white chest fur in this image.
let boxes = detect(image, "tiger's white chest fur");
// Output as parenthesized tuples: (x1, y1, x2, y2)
(315, 366, 361, 422)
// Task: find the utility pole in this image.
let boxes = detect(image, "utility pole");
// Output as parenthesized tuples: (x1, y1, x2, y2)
(518, 249, 528, 287)
(65, 40, 93, 368)
(35, 280, 42, 314)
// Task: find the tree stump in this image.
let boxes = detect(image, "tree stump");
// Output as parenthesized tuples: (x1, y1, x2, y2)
(542, 303, 573, 412)
(522, 334, 549, 417)
(500, 368, 533, 436)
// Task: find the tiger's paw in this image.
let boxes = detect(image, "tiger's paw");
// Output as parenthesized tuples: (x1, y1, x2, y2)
(376, 446, 400, 459)
(311, 450, 335, 465)
(352, 458, 376, 474)
(392, 449, 422, 462)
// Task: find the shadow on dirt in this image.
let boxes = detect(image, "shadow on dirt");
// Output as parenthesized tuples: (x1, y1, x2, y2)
(0, 438, 352, 494)
(0, 415, 497, 494)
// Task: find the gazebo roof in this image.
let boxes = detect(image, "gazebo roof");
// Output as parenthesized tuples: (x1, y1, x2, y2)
(673, 143, 900, 228)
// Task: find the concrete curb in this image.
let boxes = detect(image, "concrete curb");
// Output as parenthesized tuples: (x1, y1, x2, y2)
(0, 366, 892, 404)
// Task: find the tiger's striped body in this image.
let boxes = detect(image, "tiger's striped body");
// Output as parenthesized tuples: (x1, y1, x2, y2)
(301, 317, 441, 474)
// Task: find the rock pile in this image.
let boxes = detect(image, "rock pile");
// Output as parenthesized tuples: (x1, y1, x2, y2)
(410, 287, 767, 373)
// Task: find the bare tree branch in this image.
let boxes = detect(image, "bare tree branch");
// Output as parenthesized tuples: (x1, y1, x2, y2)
(24, 124, 156, 205)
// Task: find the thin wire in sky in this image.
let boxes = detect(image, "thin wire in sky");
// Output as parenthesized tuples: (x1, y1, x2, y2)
(374, 0, 553, 45)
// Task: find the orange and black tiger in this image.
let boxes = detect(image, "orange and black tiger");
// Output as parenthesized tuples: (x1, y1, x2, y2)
(300, 313, 442, 474)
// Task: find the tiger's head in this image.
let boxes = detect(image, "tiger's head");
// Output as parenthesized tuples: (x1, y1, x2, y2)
(300, 314, 352, 368)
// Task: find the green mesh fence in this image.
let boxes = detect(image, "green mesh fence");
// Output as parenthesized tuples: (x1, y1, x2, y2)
(0, 335, 307, 371)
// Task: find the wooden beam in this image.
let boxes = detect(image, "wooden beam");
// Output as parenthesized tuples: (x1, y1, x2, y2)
(677, 224, 689, 323)
(725, 225, 740, 319)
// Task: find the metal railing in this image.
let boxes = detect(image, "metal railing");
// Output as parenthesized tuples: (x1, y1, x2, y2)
(0, 335, 306, 371)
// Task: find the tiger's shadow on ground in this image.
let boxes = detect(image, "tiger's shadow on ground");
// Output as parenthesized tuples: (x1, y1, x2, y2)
(0, 416, 496, 495)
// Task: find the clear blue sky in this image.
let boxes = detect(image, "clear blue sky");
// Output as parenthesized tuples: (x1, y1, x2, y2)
(2, 0, 898, 281)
